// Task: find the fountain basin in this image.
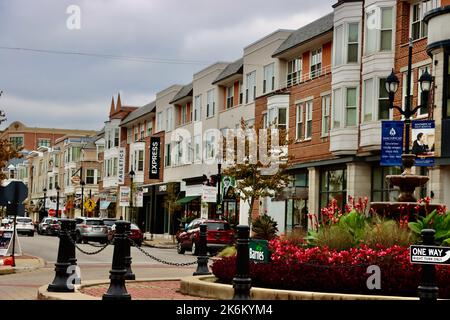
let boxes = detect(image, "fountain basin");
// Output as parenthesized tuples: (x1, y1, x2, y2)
(385, 175, 429, 202)
(370, 201, 444, 219)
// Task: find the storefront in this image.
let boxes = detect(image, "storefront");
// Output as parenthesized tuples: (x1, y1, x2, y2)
(284, 171, 309, 233)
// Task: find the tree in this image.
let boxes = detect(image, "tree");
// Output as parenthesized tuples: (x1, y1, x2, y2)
(0, 92, 21, 180)
(221, 118, 292, 227)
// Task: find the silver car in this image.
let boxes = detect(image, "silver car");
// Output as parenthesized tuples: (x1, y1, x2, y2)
(75, 218, 108, 244)
(16, 217, 35, 237)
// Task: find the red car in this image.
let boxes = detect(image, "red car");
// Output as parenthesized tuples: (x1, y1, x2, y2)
(176, 219, 235, 255)
(108, 223, 144, 246)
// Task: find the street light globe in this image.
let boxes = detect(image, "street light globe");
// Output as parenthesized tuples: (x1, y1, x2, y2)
(385, 69, 399, 94)
(419, 69, 432, 92)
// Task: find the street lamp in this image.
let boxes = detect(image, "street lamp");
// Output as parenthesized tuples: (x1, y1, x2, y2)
(43, 188, 47, 219)
(56, 185, 60, 218)
(385, 38, 432, 157)
(129, 168, 135, 223)
(80, 179, 85, 217)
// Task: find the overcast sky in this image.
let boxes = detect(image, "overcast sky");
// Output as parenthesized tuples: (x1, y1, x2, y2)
(0, 0, 333, 131)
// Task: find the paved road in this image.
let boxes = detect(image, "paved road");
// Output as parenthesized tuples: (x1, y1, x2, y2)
(0, 234, 203, 300)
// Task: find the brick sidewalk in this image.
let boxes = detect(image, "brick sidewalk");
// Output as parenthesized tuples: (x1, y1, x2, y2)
(80, 280, 209, 300)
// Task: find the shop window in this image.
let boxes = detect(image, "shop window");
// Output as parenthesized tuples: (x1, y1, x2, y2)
(371, 166, 401, 202)
(319, 168, 347, 212)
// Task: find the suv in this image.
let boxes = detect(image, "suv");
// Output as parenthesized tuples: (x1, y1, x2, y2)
(75, 218, 108, 244)
(102, 218, 117, 232)
(38, 217, 55, 235)
(176, 219, 235, 255)
(16, 217, 35, 237)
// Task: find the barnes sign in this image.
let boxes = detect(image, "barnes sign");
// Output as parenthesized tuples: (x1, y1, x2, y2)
(249, 239, 270, 263)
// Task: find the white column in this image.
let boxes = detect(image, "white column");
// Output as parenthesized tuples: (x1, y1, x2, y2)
(307, 167, 320, 229)
(346, 162, 371, 201)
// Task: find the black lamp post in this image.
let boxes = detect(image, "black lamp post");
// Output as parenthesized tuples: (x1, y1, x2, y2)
(216, 163, 222, 220)
(56, 185, 60, 218)
(385, 38, 433, 158)
(129, 168, 135, 223)
(43, 188, 47, 218)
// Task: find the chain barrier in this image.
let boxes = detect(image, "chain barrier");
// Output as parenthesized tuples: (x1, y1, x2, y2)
(128, 237, 198, 267)
(68, 235, 110, 255)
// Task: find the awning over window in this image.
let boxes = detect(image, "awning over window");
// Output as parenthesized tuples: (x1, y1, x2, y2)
(176, 196, 200, 204)
(100, 201, 111, 210)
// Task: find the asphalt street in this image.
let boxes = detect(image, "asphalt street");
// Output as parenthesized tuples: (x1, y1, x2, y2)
(0, 234, 201, 300)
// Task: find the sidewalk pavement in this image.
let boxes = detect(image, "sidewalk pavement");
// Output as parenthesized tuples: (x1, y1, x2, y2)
(0, 255, 45, 275)
(143, 239, 177, 249)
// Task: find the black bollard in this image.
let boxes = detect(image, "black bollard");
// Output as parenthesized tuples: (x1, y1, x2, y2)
(193, 224, 211, 276)
(68, 219, 77, 267)
(48, 219, 74, 292)
(123, 222, 136, 280)
(103, 221, 131, 300)
(232, 225, 251, 300)
(418, 229, 439, 301)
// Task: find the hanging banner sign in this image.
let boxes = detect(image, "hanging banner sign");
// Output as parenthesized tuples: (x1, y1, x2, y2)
(381, 121, 404, 166)
(149, 137, 161, 179)
(119, 186, 130, 207)
(135, 190, 144, 207)
(118, 148, 126, 185)
(411, 120, 435, 167)
(202, 186, 217, 203)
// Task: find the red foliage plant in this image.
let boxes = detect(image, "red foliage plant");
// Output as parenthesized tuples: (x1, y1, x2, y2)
(212, 239, 450, 298)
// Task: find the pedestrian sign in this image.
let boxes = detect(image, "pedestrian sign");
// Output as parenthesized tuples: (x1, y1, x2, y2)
(84, 199, 96, 211)
(410, 245, 450, 265)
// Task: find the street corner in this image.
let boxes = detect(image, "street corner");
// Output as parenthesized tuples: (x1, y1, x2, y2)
(12, 254, 46, 273)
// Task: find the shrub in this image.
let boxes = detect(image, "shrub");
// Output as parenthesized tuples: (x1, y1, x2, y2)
(409, 208, 450, 246)
(281, 228, 307, 248)
(217, 245, 236, 258)
(212, 241, 450, 298)
(252, 214, 278, 240)
(364, 216, 416, 248)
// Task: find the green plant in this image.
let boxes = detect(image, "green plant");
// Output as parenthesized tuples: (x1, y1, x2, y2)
(217, 245, 236, 257)
(409, 209, 450, 246)
(364, 216, 416, 248)
(282, 228, 307, 248)
(252, 214, 278, 240)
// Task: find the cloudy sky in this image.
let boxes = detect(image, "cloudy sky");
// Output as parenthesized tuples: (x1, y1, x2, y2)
(0, 0, 333, 131)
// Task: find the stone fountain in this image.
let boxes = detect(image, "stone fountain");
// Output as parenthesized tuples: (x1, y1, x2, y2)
(370, 154, 443, 218)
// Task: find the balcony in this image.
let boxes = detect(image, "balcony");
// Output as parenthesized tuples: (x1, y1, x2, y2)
(359, 121, 381, 151)
(329, 127, 358, 155)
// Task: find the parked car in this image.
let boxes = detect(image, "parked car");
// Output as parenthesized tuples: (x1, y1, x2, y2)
(102, 218, 117, 232)
(176, 219, 235, 255)
(15, 217, 35, 236)
(108, 222, 143, 246)
(37, 217, 54, 235)
(75, 218, 108, 244)
(45, 218, 61, 236)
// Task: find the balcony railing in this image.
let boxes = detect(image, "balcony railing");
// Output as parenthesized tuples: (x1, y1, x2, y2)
(276, 64, 332, 92)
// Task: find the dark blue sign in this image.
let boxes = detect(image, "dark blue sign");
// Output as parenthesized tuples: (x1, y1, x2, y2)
(412, 120, 435, 167)
(381, 121, 404, 166)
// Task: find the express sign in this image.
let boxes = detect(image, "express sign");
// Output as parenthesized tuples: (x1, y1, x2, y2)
(410, 245, 450, 265)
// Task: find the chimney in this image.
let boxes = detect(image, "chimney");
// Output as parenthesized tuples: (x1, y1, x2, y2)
(109, 96, 115, 116)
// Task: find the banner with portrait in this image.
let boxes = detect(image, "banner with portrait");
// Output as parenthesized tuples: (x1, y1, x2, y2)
(411, 120, 435, 166)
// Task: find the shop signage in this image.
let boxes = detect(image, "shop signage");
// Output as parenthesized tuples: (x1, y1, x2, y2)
(411, 120, 435, 166)
(0, 230, 22, 257)
(149, 137, 161, 179)
(119, 186, 130, 207)
(381, 121, 404, 166)
(135, 190, 144, 207)
(249, 239, 270, 263)
(222, 176, 236, 200)
(118, 147, 126, 185)
(410, 245, 450, 265)
(202, 185, 217, 203)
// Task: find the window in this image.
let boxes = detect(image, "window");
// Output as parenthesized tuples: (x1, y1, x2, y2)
(262, 113, 268, 129)
(345, 87, 357, 127)
(86, 169, 95, 184)
(136, 150, 144, 171)
(134, 126, 139, 142)
(380, 7, 393, 51)
(379, 78, 390, 120)
(49, 176, 53, 190)
(322, 95, 331, 136)
(402, 73, 414, 114)
(181, 105, 187, 125)
(332, 88, 342, 128)
(38, 139, 51, 148)
(70, 146, 81, 162)
(113, 158, 118, 176)
(296, 104, 303, 140)
(263, 63, 275, 93)
(446, 53, 450, 118)
(245, 71, 256, 103)
(207, 89, 215, 117)
(411, 1, 440, 40)
(363, 79, 374, 122)
(194, 95, 201, 121)
(157, 112, 163, 132)
(320, 168, 347, 212)
(226, 86, 234, 109)
(147, 121, 153, 136)
(239, 81, 243, 104)
(287, 58, 302, 86)
(334, 25, 344, 66)
(194, 135, 201, 162)
(365, 6, 394, 54)
(371, 166, 401, 202)
(268, 107, 277, 128)
(114, 128, 119, 147)
(311, 48, 322, 78)
(140, 124, 145, 140)
(165, 143, 171, 166)
(418, 65, 431, 116)
(127, 128, 132, 143)
(278, 108, 287, 131)
(205, 132, 216, 160)
(347, 23, 359, 63)
(166, 107, 173, 131)
(305, 101, 313, 139)
(9, 137, 23, 149)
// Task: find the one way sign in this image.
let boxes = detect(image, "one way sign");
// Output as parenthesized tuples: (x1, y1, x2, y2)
(410, 245, 450, 265)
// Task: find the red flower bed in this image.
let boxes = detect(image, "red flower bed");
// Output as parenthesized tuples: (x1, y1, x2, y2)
(212, 240, 450, 298)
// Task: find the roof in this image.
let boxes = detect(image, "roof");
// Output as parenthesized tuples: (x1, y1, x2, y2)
(169, 83, 193, 104)
(212, 58, 243, 84)
(272, 12, 334, 57)
(6, 157, 26, 167)
(121, 100, 156, 126)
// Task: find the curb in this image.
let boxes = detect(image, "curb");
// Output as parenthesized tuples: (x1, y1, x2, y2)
(38, 277, 183, 300)
(0, 267, 14, 275)
(143, 242, 177, 249)
(180, 276, 423, 300)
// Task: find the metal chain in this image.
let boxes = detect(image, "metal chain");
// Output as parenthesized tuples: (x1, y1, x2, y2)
(67, 234, 110, 255)
(128, 237, 198, 266)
